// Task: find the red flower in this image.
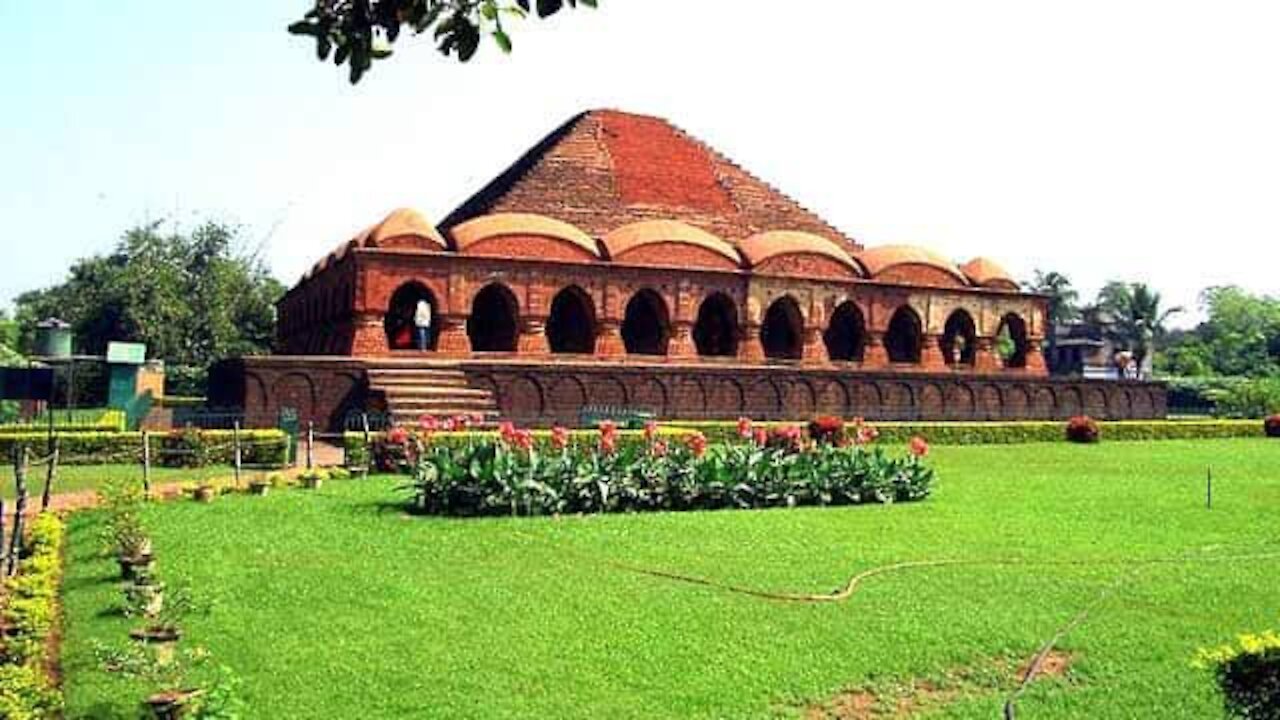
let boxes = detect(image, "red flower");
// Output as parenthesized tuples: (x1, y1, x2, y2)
(644, 420, 659, 442)
(469, 412, 486, 427)
(419, 415, 440, 432)
(753, 428, 769, 447)
(513, 429, 535, 452)
(687, 432, 708, 458)
(498, 421, 517, 442)
(909, 436, 930, 457)
(387, 426, 409, 445)
(455, 414, 472, 430)
(599, 433, 618, 455)
(551, 425, 570, 450)
(651, 440, 669, 457)
(441, 417, 457, 432)
(737, 417, 753, 439)
(599, 420, 618, 437)
(854, 421, 880, 446)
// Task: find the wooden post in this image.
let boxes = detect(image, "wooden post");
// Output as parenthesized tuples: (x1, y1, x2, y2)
(306, 421, 315, 470)
(142, 430, 152, 494)
(233, 421, 243, 488)
(361, 413, 371, 479)
(0, 499, 7, 574)
(40, 438, 60, 511)
(8, 447, 29, 576)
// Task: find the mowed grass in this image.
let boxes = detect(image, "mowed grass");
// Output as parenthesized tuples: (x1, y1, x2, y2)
(60, 440, 1280, 718)
(0, 464, 240, 501)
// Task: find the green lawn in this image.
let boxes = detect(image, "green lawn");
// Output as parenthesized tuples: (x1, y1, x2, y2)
(59, 439, 1280, 718)
(0, 465, 244, 501)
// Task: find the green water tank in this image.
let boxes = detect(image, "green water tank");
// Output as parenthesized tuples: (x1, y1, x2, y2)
(34, 318, 72, 359)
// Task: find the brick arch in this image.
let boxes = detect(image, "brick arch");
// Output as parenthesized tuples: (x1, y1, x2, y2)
(1060, 387, 1084, 417)
(746, 381, 782, 419)
(885, 305, 924, 364)
(1004, 385, 1030, 418)
(1031, 387, 1057, 419)
(1108, 388, 1132, 419)
(815, 380, 851, 416)
(547, 285, 598, 354)
(946, 384, 977, 420)
(499, 375, 545, 421)
(880, 382, 914, 418)
(977, 384, 1003, 419)
(666, 377, 702, 416)
(782, 379, 817, 418)
(706, 377, 746, 416)
(631, 377, 669, 416)
(272, 373, 317, 419)
(852, 382, 883, 418)
(546, 376, 588, 422)
(1084, 387, 1108, 417)
(468, 282, 521, 352)
(761, 295, 805, 360)
(919, 383, 945, 418)
(588, 376, 629, 407)
(1132, 390, 1155, 418)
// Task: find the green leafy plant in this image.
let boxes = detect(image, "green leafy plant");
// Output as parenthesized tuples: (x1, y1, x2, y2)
(0, 514, 66, 717)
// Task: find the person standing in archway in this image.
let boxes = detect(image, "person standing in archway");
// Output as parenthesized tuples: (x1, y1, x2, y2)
(414, 298, 433, 351)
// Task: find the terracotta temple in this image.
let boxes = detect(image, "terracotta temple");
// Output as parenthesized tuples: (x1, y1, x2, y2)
(212, 110, 1166, 428)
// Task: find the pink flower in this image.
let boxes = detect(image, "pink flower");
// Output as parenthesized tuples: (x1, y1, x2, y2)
(599, 433, 617, 455)
(455, 414, 472, 430)
(753, 428, 769, 447)
(419, 415, 440, 432)
(440, 417, 457, 433)
(551, 425, 570, 450)
(599, 420, 618, 437)
(651, 440, 669, 457)
(387, 426, 409, 445)
(909, 436, 930, 458)
(737, 417, 753, 439)
(498, 421, 517, 442)
(513, 429, 535, 452)
(854, 420, 880, 447)
(469, 412, 486, 427)
(686, 432, 708, 458)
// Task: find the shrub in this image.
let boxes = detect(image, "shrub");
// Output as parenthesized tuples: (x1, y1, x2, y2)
(0, 429, 288, 467)
(1065, 416, 1101, 444)
(402, 421, 934, 517)
(666, 419, 1265, 446)
(1265, 415, 1280, 439)
(0, 408, 126, 434)
(160, 428, 209, 468)
(1195, 630, 1280, 719)
(1217, 378, 1280, 419)
(0, 514, 65, 718)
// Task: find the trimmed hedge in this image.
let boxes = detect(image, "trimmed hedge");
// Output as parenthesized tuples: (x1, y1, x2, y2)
(666, 419, 1266, 446)
(0, 408, 126, 435)
(0, 430, 289, 467)
(0, 513, 65, 718)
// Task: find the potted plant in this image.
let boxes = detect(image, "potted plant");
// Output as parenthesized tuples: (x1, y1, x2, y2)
(248, 472, 280, 496)
(129, 586, 204, 666)
(116, 521, 155, 581)
(299, 469, 328, 490)
(124, 566, 166, 619)
(93, 640, 208, 719)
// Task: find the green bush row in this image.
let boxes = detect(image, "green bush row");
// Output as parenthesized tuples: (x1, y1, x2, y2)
(665, 419, 1266, 445)
(0, 430, 289, 467)
(0, 513, 65, 718)
(0, 408, 127, 435)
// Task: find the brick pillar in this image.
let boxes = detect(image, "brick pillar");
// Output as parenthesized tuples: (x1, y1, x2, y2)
(518, 317, 549, 355)
(739, 324, 765, 363)
(921, 334, 948, 372)
(974, 337, 1001, 373)
(436, 315, 470, 356)
(1025, 337, 1048, 375)
(802, 327, 827, 365)
(863, 331, 889, 368)
(351, 312, 388, 356)
(597, 320, 626, 358)
(669, 321, 696, 360)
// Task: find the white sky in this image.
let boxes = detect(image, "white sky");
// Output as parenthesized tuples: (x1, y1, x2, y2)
(5, 0, 1280, 326)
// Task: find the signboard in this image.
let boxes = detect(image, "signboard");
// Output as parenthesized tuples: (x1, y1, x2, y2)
(106, 342, 147, 365)
(0, 368, 55, 401)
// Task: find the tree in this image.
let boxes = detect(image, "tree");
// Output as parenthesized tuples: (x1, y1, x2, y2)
(1094, 281, 1183, 374)
(1160, 286, 1280, 378)
(289, 0, 597, 84)
(1024, 270, 1080, 328)
(14, 222, 284, 395)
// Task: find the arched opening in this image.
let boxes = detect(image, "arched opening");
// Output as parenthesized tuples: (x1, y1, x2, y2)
(941, 309, 978, 366)
(546, 286, 597, 354)
(622, 289, 671, 356)
(468, 283, 520, 352)
(997, 313, 1030, 368)
(885, 306, 923, 364)
(693, 292, 739, 357)
(825, 301, 866, 362)
(384, 282, 438, 351)
(760, 296, 804, 360)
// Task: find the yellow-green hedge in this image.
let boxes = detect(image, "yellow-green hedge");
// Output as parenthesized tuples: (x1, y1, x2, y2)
(0, 429, 289, 467)
(665, 419, 1266, 446)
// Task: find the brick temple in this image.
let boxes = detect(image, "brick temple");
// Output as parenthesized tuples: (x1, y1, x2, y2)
(212, 110, 1166, 428)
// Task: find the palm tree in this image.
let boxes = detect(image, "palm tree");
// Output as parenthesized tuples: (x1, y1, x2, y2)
(1025, 270, 1081, 327)
(1095, 281, 1183, 376)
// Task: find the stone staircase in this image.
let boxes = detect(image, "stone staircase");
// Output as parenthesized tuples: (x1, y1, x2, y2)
(366, 365, 499, 426)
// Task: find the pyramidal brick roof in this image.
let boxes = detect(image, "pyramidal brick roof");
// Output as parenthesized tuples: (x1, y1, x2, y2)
(440, 110, 861, 252)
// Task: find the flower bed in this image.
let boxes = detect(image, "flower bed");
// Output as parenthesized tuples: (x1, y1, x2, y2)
(397, 418, 934, 517)
(1195, 630, 1280, 718)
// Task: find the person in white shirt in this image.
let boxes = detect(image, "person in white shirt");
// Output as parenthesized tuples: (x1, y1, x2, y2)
(413, 299, 433, 351)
